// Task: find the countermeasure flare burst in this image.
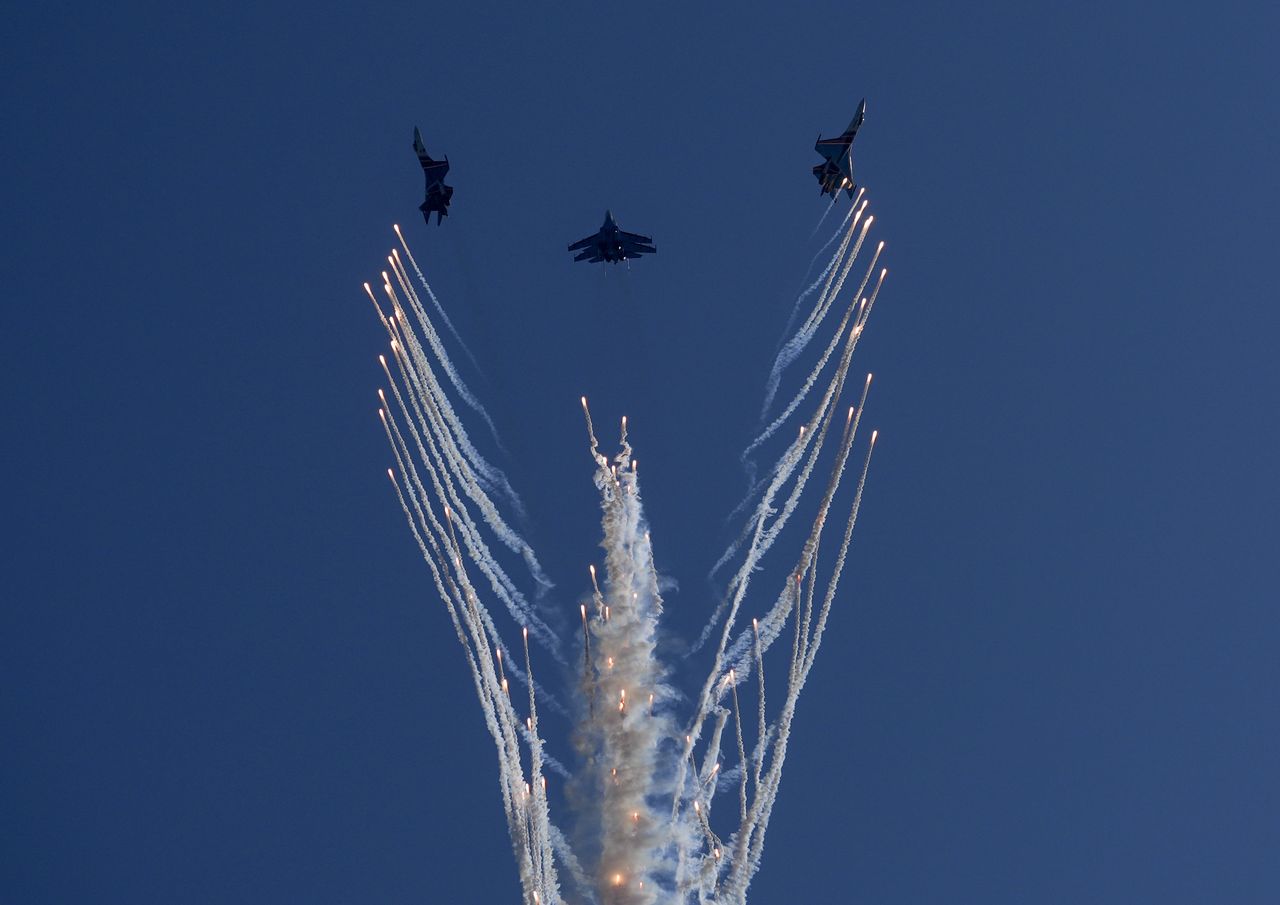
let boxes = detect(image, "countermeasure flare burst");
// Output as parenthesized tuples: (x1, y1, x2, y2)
(365, 213, 887, 904)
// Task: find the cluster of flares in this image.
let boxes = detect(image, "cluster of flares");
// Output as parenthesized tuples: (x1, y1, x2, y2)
(364, 197, 887, 904)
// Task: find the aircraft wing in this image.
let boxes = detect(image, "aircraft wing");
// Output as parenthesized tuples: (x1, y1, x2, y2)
(619, 230, 654, 245)
(815, 136, 851, 162)
(568, 234, 598, 252)
(422, 157, 450, 181)
(574, 248, 602, 262)
(414, 128, 442, 170)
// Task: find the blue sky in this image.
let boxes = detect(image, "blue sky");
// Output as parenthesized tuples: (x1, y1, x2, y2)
(3, 2, 1277, 902)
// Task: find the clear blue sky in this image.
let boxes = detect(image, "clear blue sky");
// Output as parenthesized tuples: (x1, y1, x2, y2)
(3, 2, 1277, 902)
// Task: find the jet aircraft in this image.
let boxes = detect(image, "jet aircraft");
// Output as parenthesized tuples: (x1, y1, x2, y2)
(812, 98, 866, 201)
(567, 211, 656, 264)
(413, 126, 453, 225)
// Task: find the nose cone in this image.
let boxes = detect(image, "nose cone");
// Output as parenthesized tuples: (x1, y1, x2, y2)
(857, 98, 866, 117)
(604, 209, 615, 226)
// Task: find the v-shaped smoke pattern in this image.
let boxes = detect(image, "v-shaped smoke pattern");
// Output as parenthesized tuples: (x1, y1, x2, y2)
(365, 201, 886, 905)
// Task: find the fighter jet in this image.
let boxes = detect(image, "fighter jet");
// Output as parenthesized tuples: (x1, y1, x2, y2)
(812, 98, 866, 201)
(413, 126, 454, 225)
(567, 211, 656, 264)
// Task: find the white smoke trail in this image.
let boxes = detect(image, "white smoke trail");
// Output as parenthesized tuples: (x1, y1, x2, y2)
(758, 194, 869, 421)
(707, 207, 875, 561)
(694, 264, 883, 655)
(371, 282, 560, 653)
(664, 200, 887, 899)
(379, 343, 561, 663)
(805, 192, 837, 239)
(745, 247, 884, 464)
(386, 251, 506, 460)
(785, 192, 861, 341)
(369, 279, 537, 572)
(711, 368, 874, 677)
(708, 262, 886, 597)
(381, 268, 531, 524)
(721, 435, 878, 903)
(394, 223, 483, 374)
(384, 436, 557, 902)
(368, 239, 573, 904)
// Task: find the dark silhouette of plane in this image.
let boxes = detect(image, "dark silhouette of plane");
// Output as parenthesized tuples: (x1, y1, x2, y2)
(413, 126, 453, 225)
(567, 211, 656, 264)
(812, 98, 866, 201)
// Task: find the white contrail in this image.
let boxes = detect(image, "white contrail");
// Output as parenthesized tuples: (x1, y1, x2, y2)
(758, 194, 869, 421)
(381, 270, 532, 525)
(370, 279, 545, 596)
(787, 190, 862, 338)
(710, 259, 885, 599)
(678, 356, 863, 822)
(719, 373, 873, 680)
(665, 200, 887, 901)
(547, 822, 597, 905)
(380, 346, 563, 664)
(394, 223, 483, 373)
(723, 434, 878, 902)
(369, 239, 568, 904)
(744, 243, 883, 464)
(707, 415, 864, 904)
(697, 264, 884, 655)
(385, 444, 555, 901)
(385, 389, 566, 713)
(378, 280, 558, 617)
(387, 250, 503, 457)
